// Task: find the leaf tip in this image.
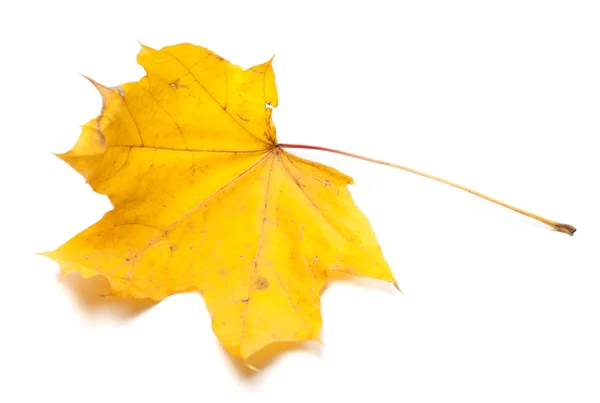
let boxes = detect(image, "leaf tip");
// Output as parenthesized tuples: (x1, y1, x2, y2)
(36, 249, 59, 259)
(80, 74, 112, 98)
(393, 281, 403, 294)
(36, 250, 65, 273)
(51, 151, 68, 161)
(137, 40, 155, 55)
(79, 73, 95, 85)
(315, 336, 326, 347)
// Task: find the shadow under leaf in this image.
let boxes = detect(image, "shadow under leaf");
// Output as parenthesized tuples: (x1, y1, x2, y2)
(224, 340, 324, 377)
(61, 272, 158, 320)
(60, 269, 397, 373)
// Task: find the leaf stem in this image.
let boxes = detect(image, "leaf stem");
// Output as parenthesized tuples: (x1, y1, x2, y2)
(278, 143, 576, 235)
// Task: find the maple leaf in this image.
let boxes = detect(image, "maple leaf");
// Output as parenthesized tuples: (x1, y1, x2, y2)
(42, 43, 396, 359)
(43, 42, 575, 362)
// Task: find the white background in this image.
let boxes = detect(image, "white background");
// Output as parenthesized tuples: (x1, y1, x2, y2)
(1, 1, 599, 402)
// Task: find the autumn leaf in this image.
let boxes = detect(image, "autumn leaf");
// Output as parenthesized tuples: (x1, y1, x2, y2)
(43, 42, 575, 362)
(42, 43, 396, 360)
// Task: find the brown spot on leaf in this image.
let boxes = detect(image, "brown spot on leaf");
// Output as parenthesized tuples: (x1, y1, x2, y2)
(254, 276, 269, 290)
(236, 113, 250, 122)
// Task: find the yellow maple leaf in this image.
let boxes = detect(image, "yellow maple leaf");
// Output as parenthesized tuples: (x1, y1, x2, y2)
(43, 43, 396, 359)
(43, 42, 576, 362)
